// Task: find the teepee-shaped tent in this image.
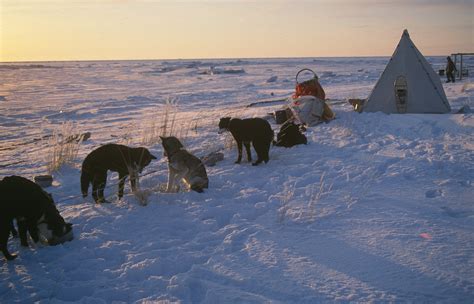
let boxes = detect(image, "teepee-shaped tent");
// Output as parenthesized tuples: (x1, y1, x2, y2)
(363, 30, 451, 114)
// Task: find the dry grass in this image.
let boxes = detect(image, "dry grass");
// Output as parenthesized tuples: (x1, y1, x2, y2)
(277, 181, 296, 223)
(120, 122, 137, 146)
(306, 172, 333, 220)
(45, 122, 84, 173)
(125, 164, 152, 206)
(277, 173, 335, 223)
(141, 97, 179, 146)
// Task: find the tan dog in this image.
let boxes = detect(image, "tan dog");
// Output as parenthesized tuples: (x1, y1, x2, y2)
(160, 136, 209, 193)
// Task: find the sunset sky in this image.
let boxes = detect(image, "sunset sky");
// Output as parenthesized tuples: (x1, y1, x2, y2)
(1, 0, 473, 62)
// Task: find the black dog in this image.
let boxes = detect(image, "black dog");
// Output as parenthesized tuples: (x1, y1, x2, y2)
(0, 176, 73, 261)
(219, 117, 274, 166)
(81, 143, 157, 203)
(275, 121, 307, 148)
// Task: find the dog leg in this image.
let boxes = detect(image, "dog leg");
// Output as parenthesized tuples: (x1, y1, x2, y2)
(263, 140, 271, 163)
(128, 162, 139, 194)
(28, 221, 40, 243)
(92, 175, 100, 203)
(92, 171, 107, 203)
(97, 178, 107, 203)
(9, 219, 18, 238)
(18, 219, 29, 247)
(252, 140, 268, 166)
(118, 172, 127, 199)
(167, 168, 179, 193)
(0, 222, 16, 260)
(244, 142, 252, 162)
(173, 171, 182, 193)
(166, 168, 173, 192)
(235, 140, 243, 163)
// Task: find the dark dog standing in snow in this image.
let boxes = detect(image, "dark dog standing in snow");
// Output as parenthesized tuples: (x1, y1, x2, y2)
(0, 176, 73, 261)
(81, 143, 157, 203)
(219, 117, 274, 166)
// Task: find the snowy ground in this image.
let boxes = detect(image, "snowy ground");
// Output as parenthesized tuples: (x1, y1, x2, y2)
(0, 57, 473, 303)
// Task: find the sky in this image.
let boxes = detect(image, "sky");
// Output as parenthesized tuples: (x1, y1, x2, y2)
(1, 0, 473, 62)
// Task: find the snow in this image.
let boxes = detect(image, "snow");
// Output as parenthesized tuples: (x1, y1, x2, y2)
(1, 57, 473, 302)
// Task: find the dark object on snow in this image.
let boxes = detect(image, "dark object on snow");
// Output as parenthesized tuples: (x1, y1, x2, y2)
(438, 69, 445, 76)
(34, 175, 53, 188)
(457, 105, 472, 114)
(0, 176, 73, 261)
(446, 56, 457, 83)
(348, 99, 365, 113)
(275, 121, 307, 148)
(48, 227, 73, 245)
(81, 144, 157, 203)
(201, 151, 224, 167)
(267, 76, 278, 83)
(65, 132, 91, 144)
(78, 132, 91, 142)
(275, 109, 290, 124)
(218, 117, 274, 166)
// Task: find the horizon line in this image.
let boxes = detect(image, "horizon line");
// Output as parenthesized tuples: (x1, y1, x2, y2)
(0, 54, 458, 64)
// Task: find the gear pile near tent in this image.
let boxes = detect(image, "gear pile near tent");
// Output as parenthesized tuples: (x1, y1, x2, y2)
(286, 69, 335, 126)
(363, 29, 451, 114)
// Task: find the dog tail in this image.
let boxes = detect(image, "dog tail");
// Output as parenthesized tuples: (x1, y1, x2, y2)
(80, 170, 91, 197)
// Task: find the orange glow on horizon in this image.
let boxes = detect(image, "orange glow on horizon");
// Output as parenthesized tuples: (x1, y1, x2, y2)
(1, 0, 473, 62)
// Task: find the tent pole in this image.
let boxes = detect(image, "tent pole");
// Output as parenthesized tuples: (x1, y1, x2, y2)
(453, 54, 457, 78)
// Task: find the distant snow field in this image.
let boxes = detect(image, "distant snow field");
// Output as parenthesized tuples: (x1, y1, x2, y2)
(1, 57, 473, 303)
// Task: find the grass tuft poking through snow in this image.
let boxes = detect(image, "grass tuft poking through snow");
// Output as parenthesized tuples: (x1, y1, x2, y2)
(141, 97, 179, 146)
(277, 181, 296, 223)
(305, 172, 334, 221)
(45, 122, 84, 173)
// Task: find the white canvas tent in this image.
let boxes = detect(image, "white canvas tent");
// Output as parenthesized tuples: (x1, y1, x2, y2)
(363, 30, 451, 114)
